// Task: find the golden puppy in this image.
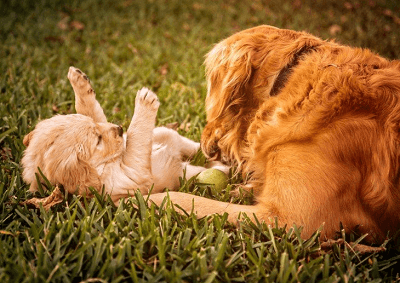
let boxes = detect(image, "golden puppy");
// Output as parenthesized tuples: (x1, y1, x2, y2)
(22, 67, 222, 201)
(147, 25, 400, 243)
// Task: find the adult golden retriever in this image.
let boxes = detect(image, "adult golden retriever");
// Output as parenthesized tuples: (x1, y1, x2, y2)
(148, 25, 400, 243)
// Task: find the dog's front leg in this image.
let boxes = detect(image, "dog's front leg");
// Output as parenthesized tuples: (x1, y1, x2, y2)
(147, 192, 263, 224)
(68, 66, 107, 123)
(122, 88, 160, 192)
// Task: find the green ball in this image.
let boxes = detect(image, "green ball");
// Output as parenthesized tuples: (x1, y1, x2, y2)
(196, 168, 228, 193)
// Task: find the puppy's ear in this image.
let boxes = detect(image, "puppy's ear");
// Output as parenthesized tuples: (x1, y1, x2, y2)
(61, 159, 102, 196)
(23, 131, 34, 147)
(45, 145, 102, 195)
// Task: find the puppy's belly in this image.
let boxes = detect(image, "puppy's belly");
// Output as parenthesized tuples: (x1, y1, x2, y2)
(151, 143, 183, 192)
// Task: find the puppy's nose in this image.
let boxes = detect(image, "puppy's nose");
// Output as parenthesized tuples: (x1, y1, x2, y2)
(117, 125, 123, 137)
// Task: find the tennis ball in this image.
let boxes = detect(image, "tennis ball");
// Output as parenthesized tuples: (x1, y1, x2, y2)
(196, 168, 228, 193)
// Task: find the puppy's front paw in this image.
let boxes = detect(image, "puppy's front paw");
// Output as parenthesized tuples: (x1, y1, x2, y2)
(135, 87, 160, 112)
(68, 66, 95, 97)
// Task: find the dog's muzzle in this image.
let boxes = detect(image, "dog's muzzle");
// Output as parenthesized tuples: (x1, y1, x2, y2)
(117, 125, 123, 137)
(205, 144, 221, 161)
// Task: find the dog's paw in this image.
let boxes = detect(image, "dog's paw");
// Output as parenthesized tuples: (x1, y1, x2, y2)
(229, 184, 253, 198)
(135, 87, 160, 112)
(68, 66, 95, 96)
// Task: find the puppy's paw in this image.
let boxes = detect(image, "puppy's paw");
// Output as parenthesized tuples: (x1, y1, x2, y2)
(135, 87, 160, 112)
(68, 66, 95, 97)
(184, 141, 201, 158)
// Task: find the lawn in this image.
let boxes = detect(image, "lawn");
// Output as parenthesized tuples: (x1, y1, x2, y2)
(1, 0, 400, 282)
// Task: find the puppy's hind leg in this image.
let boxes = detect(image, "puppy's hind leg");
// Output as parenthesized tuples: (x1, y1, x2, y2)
(123, 88, 160, 191)
(183, 163, 208, 179)
(68, 66, 107, 123)
(177, 136, 201, 158)
(153, 127, 200, 158)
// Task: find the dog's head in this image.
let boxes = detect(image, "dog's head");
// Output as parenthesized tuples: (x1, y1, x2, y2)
(21, 114, 124, 195)
(200, 25, 321, 165)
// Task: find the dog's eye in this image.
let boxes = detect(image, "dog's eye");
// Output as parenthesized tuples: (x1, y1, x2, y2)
(97, 135, 102, 145)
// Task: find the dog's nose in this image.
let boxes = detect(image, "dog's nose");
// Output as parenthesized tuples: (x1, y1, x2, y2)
(117, 125, 123, 137)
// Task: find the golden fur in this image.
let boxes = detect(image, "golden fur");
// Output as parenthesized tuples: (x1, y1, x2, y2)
(22, 67, 224, 200)
(148, 25, 400, 243)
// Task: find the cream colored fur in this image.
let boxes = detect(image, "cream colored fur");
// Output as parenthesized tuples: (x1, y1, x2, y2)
(22, 67, 220, 200)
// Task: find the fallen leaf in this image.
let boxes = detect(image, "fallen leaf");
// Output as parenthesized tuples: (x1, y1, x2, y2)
(45, 36, 64, 44)
(70, 20, 85, 30)
(179, 122, 191, 132)
(292, 0, 302, 9)
(344, 2, 353, 10)
(192, 3, 203, 10)
(329, 24, 342, 36)
(122, 0, 133, 7)
(183, 23, 191, 31)
(164, 32, 172, 39)
(127, 43, 138, 54)
(0, 230, 16, 236)
(383, 9, 393, 17)
(320, 238, 386, 255)
(0, 147, 12, 160)
(159, 63, 169, 76)
(22, 186, 64, 211)
(57, 17, 69, 30)
(52, 104, 59, 113)
(166, 122, 179, 130)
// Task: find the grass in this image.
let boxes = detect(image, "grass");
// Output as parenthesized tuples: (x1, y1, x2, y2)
(1, 0, 400, 281)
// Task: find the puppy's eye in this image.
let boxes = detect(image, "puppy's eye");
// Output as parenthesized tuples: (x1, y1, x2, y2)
(97, 135, 102, 145)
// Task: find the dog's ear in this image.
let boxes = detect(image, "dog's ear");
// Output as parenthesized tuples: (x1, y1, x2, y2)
(203, 33, 267, 163)
(23, 131, 34, 146)
(44, 143, 102, 195)
(204, 37, 254, 120)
